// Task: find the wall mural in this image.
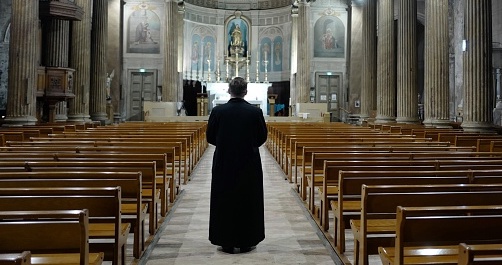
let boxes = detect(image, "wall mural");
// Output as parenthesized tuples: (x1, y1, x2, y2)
(202, 36, 215, 75)
(127, 3, 161, 54)
(190, 34, 201, 74)
(313, 15, 345, 58)
(272, 36, 283, 72)
(260, 38, 272, 73)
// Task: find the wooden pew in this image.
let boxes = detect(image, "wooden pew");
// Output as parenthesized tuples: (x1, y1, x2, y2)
(0, 252, 31, 265)
(0, 209, 104, 265)
(313, 153, 502, 230)
(458, 243, 502, 265)
(378, 205, 502, 265)
(0, 172, 145, 259)
(0, 160, 159, 236)
(0, 187, 128, 265)
(352, 183, 502, 265)
(331, 168, 502, 254)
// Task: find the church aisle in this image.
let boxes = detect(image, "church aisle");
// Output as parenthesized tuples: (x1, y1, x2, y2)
(142, 145, 341, 265)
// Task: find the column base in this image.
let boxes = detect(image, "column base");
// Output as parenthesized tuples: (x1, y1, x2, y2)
(460, 121, 495, 133)
(374, 115, 396, 124)
(422, 119, 452, 128)
(90, 112, 108, 126)
(2, 115, 38, 126)
(395, 117, 420, 124)
(67, 114, 92, 123)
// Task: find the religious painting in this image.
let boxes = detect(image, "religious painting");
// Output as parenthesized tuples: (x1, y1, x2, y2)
(225, 11, 251, 58)
(202, 36, 215, 74)
(127, 4, 161, 54)
(272, 36, 283, 72)
(190, 35, 202, 73)
(260, 38, 272, 73)
(313, 15, 345, 58)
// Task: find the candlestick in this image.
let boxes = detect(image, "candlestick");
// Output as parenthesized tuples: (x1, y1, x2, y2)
(216, 59, 221, 82)
(235, 52, 239, 77)
(246, 58, 250, 82)
(225, 59, 229, 81)
(255, 60, 260, 83)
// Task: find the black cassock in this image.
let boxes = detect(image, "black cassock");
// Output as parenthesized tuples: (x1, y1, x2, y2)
(206, 97, 268, 248)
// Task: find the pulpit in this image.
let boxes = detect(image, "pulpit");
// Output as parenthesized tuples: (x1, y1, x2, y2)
(37, 67, 76, 123)
(197, 93, 208, 116)
(268, 94, 278, 116)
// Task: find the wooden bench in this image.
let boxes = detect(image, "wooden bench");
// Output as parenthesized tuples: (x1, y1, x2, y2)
(352, 183, 502, 265)
(0, 209, 104, 265)
(0, 251, 31, 265)
(313, 154, 502, 231)
(378, 205, 502, 265)
(458, 243, 502, 265)
(331, 168, 502, 253)
(0, 160, 159, 235)
(0, 171, 147, 259)
(0, 187, 129, 265)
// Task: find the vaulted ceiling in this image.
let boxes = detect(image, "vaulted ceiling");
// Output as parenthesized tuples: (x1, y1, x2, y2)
(184, 0, 292, 10)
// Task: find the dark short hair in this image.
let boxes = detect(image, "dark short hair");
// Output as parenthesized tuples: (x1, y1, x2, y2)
(228, 77, 247, 97)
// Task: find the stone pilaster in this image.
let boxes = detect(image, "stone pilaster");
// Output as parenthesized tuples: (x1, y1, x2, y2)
(107, 0, 122, 124)
(4, 0, 38, 126)
(290, 2, 298, 112)
(163, 0, 179, 102)
(177, 2, 185, 102)
(396, 0, 419, 123)
(68, 0, 92, 122)
(296, 0, 311, 104)
(89, 0, 108, 123)
(461, 0, 494, 132)
(360, 0, 377, 121)
(375, 0, 395, 124)
(423, 0, 450, 128)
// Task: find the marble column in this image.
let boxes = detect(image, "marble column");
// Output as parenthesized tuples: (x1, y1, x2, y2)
(360, 0, 377, 121)
(423, 0, 450, 128)
(45, 19, 70, 122)
(290, 3, 298, 114)
(177, 2, 185, 102)
(4, 0, 39, 126)
(163, 0, 179, 102)
(396, 0, 419, 123)
(89, 0, 109, 124)
(375, 0, 395, 124)
(461, 0, 494, 132)
(348, 2, 363, 117)
(68, 0, 92, 122)
(107, 0, 123, 124)
(296, 0, 311, 104)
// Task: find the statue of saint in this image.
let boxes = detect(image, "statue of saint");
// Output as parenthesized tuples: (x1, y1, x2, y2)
(231, 25, 243, 47)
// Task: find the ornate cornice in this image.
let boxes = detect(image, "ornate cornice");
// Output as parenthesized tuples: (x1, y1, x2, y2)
(184, 0, 291, 10)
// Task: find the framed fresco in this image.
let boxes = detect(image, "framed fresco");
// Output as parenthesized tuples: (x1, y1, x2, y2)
(313, 15, 345, 58)
(127, 3, 161, 54)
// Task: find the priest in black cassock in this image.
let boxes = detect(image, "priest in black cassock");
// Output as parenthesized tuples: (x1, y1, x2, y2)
(206, 77, 268, 254)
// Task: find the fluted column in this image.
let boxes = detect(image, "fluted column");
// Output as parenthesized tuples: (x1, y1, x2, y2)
(89, 0, 109, 123)
(45, 19, 70, 122)
(177, 2, 185, 102)
(296, 0, 311, 104)
(163, 0, 179, 101)
(461, 0, 494, 132)
(45, 19, 70, 67)
(4, 0, 39, 126)
(423, 0, 450, 128)
(290, 3, 298, 113)
(68, 0, 92, 122)
(375, 0, 395, 123)
(396, 0, 419, 123)
(360, 0, 377, 122)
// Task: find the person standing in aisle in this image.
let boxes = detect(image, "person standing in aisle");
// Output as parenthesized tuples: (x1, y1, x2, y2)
(206, 77, 268, 254)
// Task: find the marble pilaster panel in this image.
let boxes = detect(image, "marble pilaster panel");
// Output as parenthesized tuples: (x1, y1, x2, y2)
(296, 0, 311, 104)
(360, 0, 376, 121)
(163, 0, 179, 102)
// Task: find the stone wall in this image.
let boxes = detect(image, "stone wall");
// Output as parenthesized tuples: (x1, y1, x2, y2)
(0, 0, 11, 111)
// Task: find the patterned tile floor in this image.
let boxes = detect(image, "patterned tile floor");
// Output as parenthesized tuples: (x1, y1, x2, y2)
(129, 145, 343, 265)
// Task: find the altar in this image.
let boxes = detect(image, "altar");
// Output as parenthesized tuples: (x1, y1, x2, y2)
(206, 82, 269, 115)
